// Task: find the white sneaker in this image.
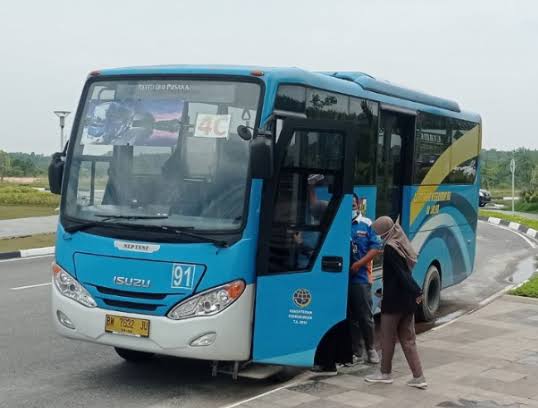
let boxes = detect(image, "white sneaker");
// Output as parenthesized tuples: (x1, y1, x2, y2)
(407, 375, 428, 389)
(344, 354, 364, 367)
(365, 371, 393, 384)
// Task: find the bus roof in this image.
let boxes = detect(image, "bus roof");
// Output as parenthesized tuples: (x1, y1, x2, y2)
(96, 65, 481, 123)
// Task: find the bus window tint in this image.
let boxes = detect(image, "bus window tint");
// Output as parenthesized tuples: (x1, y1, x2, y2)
(274, 85, 306, 113)
(350, 98, 378, 185)
(414, 113, 450, 184)
(269, 130, 345, 273)
(446, 119, 479, 184)
(306, 89, 350, 120)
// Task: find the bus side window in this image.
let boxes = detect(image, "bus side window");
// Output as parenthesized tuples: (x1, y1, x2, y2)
(268, 130, 345, 273)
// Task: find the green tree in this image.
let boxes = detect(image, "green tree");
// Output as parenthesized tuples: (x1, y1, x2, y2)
(531, 165, 538, 190)
(0, 150, 10, 182)
(514, 148, 534, 187)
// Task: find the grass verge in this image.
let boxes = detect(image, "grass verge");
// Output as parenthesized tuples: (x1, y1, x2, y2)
(0, 183, 59, 207)
(479, 210, 538, 231)
(515, 202, 538, 214)
(0, 205, 57, 220)
(510, 276, 538, 298)
(0, 233, 56, 253)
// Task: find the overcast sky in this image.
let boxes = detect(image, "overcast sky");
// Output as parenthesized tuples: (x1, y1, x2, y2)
(0, 0, 536, 154)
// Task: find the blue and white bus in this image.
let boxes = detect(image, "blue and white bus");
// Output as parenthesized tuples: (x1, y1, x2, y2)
(49, 66, 481, 374)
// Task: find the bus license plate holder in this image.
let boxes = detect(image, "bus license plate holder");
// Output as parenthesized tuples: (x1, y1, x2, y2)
(105, 314, 150, 338)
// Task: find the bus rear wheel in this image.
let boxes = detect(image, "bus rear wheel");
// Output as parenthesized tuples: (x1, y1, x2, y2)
(417, 264, 441, 322)
(114, 347, 155, 363)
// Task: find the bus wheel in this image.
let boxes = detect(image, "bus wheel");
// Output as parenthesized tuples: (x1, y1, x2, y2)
(417, 264, 441, 322)
(271, 366, 302, 383)
(114, 347, 155, 363)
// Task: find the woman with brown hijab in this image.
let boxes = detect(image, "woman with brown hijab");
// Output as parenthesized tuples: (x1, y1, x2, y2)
(365, 216, 427, 389)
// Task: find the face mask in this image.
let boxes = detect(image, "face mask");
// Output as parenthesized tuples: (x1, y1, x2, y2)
(352, 210, 358, 219)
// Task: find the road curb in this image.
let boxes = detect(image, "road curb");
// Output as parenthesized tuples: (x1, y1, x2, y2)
(0, 246, 55, 260)
(479, 215, 537, 239)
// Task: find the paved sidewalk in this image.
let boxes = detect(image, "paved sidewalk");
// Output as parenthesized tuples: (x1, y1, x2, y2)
(0, 215, 58, 239)
(239, 296, 538, 408)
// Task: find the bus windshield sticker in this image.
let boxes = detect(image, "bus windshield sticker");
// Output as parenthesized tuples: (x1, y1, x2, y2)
(81, 99, 184, 147)
(171, 264, 197, 289)
(194, 114, 231, 139)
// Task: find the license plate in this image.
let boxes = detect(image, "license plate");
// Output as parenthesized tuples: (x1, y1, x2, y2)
(105, 315, 150, 337)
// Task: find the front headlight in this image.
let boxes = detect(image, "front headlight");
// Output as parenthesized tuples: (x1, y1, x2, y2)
(52, 262, 97, 308)
(167, 280, 245, 320)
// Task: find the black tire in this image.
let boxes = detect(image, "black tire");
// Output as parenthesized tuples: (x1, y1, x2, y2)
(114, 347, 155, 363)
(416, 264, 441, 322)
(271, 366, 302, 383)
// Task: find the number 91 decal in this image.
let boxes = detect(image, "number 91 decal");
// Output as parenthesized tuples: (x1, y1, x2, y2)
(171, 264, 197, 289)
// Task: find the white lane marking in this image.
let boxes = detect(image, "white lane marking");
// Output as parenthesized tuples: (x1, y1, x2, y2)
(10, 282, 51, 291)
(0, 254, 54, 264)
(434, 309, 466, 325)
(480, 220, 537, 249)
(218, 376, 307, 408)
(431, 283, 515, 332)
(478, 284, 515, 307)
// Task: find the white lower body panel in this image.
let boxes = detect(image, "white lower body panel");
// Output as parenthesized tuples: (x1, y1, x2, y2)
(51, 282, 255, 361)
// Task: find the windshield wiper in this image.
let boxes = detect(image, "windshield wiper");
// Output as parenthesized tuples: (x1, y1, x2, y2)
(160, 226, 229, 248)
(63, 216, 122, 233)
(64, 214, 168, 233)
(64, 218, 228, 248)
(94, 214, 169, 220)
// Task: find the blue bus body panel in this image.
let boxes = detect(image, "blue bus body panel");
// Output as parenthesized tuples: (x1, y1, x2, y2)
(55, 180, 262, 316)
(402, 183, 479, 289)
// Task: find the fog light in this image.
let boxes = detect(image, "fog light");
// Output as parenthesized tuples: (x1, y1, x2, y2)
(57, 310, 75, 329)
(190, 332, 216, 347)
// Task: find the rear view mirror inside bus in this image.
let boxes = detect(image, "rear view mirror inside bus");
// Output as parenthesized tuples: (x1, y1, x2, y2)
(237, 125, 253, 141)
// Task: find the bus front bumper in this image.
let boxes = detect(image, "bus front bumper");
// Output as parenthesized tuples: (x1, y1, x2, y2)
(51, 282, 254, 361)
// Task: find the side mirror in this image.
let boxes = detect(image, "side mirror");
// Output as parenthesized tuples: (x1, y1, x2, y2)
(250, 135, 273, 179)
(48, 152, 65, 195)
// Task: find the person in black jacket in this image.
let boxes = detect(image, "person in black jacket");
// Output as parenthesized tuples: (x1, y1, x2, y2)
(365, 216, 428, 389)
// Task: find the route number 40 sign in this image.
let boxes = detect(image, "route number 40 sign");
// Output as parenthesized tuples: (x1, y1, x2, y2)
(194, 114, 231, 139)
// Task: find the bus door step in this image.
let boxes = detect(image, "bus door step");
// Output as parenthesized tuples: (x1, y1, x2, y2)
(216, 362, 284, 380)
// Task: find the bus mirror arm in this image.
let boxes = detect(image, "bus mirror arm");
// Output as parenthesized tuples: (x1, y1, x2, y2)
(48, 151, 65, 195)
(250, 133, 273, 180)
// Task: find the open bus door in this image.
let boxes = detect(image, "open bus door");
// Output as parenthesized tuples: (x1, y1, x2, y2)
(252, 119, 357, 367)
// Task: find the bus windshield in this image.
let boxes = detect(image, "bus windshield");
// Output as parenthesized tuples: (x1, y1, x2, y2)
(64, 79, 261, 231)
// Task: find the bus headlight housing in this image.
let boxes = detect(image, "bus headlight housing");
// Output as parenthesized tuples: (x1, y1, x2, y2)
(52, 262, 97, 308)
(167, 280, 245, 320)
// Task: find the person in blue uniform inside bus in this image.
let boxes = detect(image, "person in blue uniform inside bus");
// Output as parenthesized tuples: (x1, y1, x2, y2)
(349, 194, 383, 364)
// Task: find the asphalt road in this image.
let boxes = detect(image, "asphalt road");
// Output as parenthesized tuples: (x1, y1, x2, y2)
(0, 215, 58, 239)
(1, 221, 536, 408)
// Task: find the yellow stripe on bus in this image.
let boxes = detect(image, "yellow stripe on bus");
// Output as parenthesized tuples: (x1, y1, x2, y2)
(410, 125, 480, 225)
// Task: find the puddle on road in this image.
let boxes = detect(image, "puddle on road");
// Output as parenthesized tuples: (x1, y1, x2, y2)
(417, 254, 537, 334)
(505, 254, 538, 285)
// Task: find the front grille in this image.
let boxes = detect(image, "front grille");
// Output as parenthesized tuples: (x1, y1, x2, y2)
(96, 285, 166, 300)
(103, 299, 159, 311)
